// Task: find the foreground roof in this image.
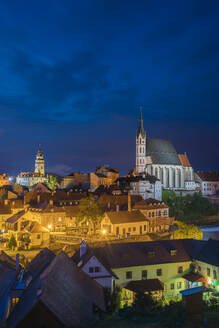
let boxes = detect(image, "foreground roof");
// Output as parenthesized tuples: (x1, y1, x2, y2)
(196, 239, 219, 267)
(8, 252, 105, 328)
(74, 240, 203, 270)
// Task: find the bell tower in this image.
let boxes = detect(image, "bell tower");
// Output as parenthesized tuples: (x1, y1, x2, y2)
(35, 145, 45, 176)
(136, 106, 146, 174)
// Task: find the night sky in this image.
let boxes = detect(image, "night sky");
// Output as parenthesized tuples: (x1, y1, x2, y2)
(0, 1, 219, 176)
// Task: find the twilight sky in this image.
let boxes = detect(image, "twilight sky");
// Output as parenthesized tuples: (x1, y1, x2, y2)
(0, 0, 219, 176)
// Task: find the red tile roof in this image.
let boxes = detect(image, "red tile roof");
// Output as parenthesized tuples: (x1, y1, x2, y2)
(105, 210, 148, 224)
(196, 171, 219, 182)
(178, 154, 191, 167)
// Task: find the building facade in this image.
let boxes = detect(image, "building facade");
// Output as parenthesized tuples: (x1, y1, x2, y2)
(135, 108, 196, 191)
(16, 146, 48, 187)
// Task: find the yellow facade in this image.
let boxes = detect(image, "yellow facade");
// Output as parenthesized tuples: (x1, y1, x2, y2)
(113, 261, 192, 302)
(194, 260, 219, 290)
(101, 214, 149, 235)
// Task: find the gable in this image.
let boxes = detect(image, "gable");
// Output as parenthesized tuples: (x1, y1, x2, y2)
(82, 256, 112, 277)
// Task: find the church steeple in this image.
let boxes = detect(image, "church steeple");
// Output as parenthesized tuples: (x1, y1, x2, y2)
(136, 105, 146, 138)
(136, 106, 146, 174)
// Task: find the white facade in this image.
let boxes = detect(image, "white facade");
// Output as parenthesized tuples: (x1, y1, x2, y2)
(79, 255, 115, 290)
(130, 179, 162, 201)
(16, 146, 47, 188)
(135, 109, 196, 191)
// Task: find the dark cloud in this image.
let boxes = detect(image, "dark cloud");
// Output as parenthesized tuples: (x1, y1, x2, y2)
(0, 0, 218, 175)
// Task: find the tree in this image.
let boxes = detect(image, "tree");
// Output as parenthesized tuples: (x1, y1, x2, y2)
(46, 174, 60, 190)
(76, 195, 103, 234)
(8, 234, 17, 250)
(132, 292, 156, 315)
(171, 220, 203, 240)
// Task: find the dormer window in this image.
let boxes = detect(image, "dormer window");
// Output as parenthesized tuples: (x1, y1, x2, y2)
(170, 249, 177, 256)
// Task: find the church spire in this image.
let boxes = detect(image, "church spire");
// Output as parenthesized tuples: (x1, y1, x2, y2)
(136, 105, 145, 138)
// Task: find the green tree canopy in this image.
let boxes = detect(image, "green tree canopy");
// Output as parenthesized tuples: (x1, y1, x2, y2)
(172, 220, 203, 240)
(76, 195, 103, 234)
(8, 234, 17, 250)
(162, 191, 219, 223)
(46, 174, 60, 190)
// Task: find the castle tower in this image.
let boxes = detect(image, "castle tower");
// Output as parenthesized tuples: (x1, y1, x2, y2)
(136, 106, 146, 174)
(35, 145, 45, 176)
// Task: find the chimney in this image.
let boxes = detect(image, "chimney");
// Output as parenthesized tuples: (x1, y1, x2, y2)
(128, 191, 131, 212)
(116, 204, 119, 212)
(37, 194, 40, 204)
(80, 240, 87, 258)
(49, 199, 53, 206)
(16, 253, 20, 271)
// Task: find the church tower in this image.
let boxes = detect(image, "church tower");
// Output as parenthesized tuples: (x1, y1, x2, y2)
(35, 145, 45, 176)
(136, 106, 146, 174)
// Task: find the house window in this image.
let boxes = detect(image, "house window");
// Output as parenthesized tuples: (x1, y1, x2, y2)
(116, 227, 119, 235)
(89, 267, 94, 273)
(95, 266, 101, 273)
(142, 270, 147, 279)
(178, 266, 183, 274)
(11, 298, 19, 306)
(170, 250, 177, 256)
(157, 269, 162, 276)
(170, 283, 174, 290)
(207, 268, 211, 276)
(177, 282, 182, 289)
(144, 225, 146, 231)
(198, 266, 201, 272)
(213, 270, 217, 279)
(128, 227, 131, 232)
(126, 271, 132, 279)
(37, 234, 41, 239)
(133, 227, 136, 232)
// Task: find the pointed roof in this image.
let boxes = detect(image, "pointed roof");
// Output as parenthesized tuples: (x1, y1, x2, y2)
(136, 106, 146, 138)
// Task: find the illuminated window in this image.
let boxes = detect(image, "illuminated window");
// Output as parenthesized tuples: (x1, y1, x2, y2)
(126, 271, 132, 279)
(177, 282, 182, 289)
(12, 298, 19, 306)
